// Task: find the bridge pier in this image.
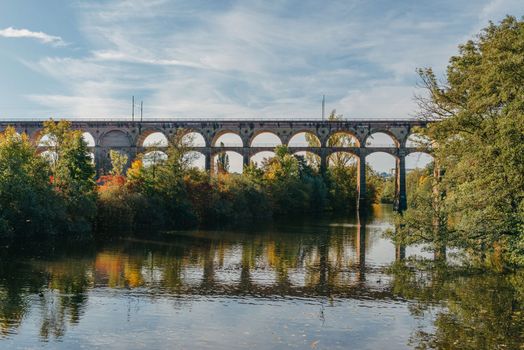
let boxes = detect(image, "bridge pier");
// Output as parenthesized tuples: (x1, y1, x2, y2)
(242, 148, 250, 168)
(394, 154, 407, 212)
(204, 149, 212, 172)
(319, 149, 328, 175)
(93, 146, 102, 177)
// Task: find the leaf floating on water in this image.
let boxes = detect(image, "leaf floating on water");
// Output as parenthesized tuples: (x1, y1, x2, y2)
(311, 340, 319, 349)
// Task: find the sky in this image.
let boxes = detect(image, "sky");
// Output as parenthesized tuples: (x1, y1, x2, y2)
(0, 0, 522, 119)
(0, 0, 522, 171)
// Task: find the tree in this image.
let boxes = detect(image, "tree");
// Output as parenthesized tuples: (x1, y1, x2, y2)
(109, 150, 128, 176)
(413, 16, 524, 266)
(0, 127, 63, 238)
(42, 120, 97, 234)
(216, 142, 230, 174)
(137, 129, 198, 229)
(311, 110, 361, 211)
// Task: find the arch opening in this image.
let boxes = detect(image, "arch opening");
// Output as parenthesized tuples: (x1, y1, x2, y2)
(38, 133, 57, 147)
(404, 153, 436, 222)
(327, 151, 358, 168)
(406, 152, 434, 171)
(143, 132, 168, 148)
(182, 132, 206, 147)
(406, 133, 432, 148)
(184, 151, 206, 170)
(212, 151, 243, 174)
(366, 152, 397, 206)
(327, 132, 360, 147)
(250, 132, 281, 147)
(213, 132, 243, 147)
(82, 132, 96, 147)
(366, 151, 397, 177)
(294, 151, 321, 170)
(40, 150, 58, 165)
(366, 132, 398, 148)
(143, 150, 168, 167)
(288, 132, 320, 147)
(250, 151, 276, 168)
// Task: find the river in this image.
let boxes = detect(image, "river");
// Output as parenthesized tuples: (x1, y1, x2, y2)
(0, 204, 522, 349)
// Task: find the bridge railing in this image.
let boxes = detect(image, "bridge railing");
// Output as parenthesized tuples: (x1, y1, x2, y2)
(0, 116, 425, 123)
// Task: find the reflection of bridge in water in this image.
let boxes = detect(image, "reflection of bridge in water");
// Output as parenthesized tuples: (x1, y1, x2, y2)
(89, 217, 404, 300)
(0, 208, 406, 338)
(0, 119, 431, 211)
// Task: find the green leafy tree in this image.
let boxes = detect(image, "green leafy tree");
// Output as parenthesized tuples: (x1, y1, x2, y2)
(138, 129, 198, 229)
(413, 16, 524, 266)
(109, 150, 128, 176)
(216, 142, 230, 174)
(42, 120, 97, 234)
(0, 127, 63, 239)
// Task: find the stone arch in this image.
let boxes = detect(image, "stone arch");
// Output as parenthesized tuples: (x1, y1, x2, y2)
(212, 130, 243, 147)
(365, 131, 399, 147)
(326, 131, 361, 147)
(250, 131, 282, 147)
(100, 130, 133, 148)
(136, 129, 168, 147)
(288, 131, 321, 147)
(212, 150, 243, 173)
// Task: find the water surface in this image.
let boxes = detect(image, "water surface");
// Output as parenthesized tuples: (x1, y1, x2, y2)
(0, 205, 522, 349)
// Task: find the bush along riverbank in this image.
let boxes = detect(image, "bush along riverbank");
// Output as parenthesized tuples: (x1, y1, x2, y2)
(0, 120, 384, 242)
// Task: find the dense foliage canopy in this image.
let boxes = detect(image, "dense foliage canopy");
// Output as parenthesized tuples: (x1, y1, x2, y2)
(395, 16, 524, 267)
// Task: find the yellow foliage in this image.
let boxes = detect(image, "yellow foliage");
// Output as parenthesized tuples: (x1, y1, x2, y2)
(127, 159, 143, 179)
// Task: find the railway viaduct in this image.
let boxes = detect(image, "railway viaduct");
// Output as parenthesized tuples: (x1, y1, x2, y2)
(0, 119, 431, 212)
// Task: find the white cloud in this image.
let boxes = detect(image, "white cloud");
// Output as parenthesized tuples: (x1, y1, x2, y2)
(0, 27, 65, 46)
(479, 0, 523, 23)
(26, 94, 128, 118)
(338, 85, 418, 119)
(15, 0, 520, 119)
(92, 50, 205, 68)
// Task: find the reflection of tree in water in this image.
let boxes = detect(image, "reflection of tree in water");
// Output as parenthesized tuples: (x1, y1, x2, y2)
(0, 260, 47, 337)
(35, 259, 92, 341)
(389, 263, 524, 349)
(0, 256, 92, 341)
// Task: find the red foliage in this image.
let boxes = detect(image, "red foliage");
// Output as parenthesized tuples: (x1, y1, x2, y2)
(97, 175, 126, 191)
